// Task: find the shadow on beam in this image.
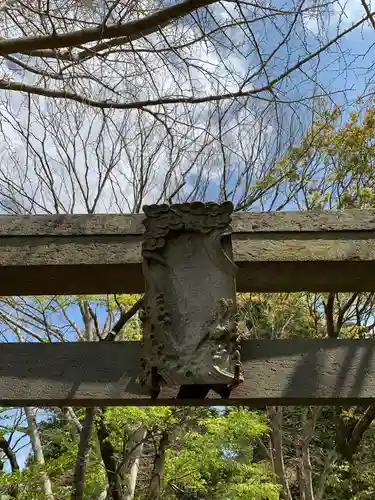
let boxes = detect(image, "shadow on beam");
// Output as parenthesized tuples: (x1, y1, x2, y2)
(0, 340, 374, 406)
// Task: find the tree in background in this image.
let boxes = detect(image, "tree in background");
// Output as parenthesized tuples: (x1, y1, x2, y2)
(233, 99, 375, 500)
(0, 404, 278, 499)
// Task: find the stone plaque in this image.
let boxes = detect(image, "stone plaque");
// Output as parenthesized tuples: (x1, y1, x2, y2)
(140, 201, 241, 391)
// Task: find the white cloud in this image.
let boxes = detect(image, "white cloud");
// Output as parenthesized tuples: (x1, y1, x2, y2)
(0, 0, 347, 215)
(303, 0, 373, 34)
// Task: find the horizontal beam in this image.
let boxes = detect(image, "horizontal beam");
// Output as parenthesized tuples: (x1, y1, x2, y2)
(0, 339, 374, 406)
(0, 210, 375, 294)
(2, 209, 375, 236)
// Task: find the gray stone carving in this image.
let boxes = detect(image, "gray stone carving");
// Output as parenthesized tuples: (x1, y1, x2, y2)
(140, 201, 242, 391)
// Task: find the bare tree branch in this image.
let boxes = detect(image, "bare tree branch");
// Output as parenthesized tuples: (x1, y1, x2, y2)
(360, 0, 375, 30)
(104, 297, 143, 341)
(0, 6, 371, 109)
(0, 435, 19, 472)
(0, 0, 216, 56)
(324, 292, 335, 338)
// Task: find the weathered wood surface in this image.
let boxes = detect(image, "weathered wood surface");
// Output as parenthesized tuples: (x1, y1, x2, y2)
(2, 209, 375, 235)
(0, 339, 375, 406)
(1, 210, 375, 294)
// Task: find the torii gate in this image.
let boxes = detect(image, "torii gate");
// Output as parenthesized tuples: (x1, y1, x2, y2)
(0, 202, 374, 407)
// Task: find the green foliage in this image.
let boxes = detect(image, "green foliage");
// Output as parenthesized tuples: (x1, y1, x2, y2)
(0, 411, 106, 500)
(165, 409, 279, 499)
(25, 415, 72, 466)
(279, 99, 375, 210)
(325, 460, 375, 500)
(103, 406, 176, 458)
(237, 293, 325, 339)
(97, 293, 143, 340)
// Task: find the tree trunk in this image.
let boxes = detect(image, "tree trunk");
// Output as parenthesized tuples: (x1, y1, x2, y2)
(72, 407, 97, 500)
(315, 450, 337, 500)
(122, 425, 147, 500)
(268, 407, 292, 500)
(61, 407, 81, 441)
(147, 431, 169, 500)
(96, 409, 124, 500)
(296, 444, 306, 500)
(24, 406, 54, 499)
(0, 436, 18, 472)
(301, 408, 315, 500)
(335, 405, 375, 462)
(0, 435, 19, 498)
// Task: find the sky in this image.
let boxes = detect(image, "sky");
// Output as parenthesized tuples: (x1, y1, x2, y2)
(0, 0, 373, 214)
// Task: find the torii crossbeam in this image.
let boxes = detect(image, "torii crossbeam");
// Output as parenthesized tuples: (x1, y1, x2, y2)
(0, 206, 375, 406)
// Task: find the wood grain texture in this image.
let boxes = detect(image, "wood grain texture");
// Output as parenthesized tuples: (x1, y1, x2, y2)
(0, 209, 374, 235)
(0, 210, 375, 294)
(0, 340, 374, 406)
(0, 214, 145, 236)
(232, 209, 375, 232)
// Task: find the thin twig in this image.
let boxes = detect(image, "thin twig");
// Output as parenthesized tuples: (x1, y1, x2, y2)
(360, 0, 375, 29)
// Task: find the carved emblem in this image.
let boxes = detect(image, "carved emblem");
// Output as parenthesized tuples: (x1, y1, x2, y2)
(140, 201, 242, 392)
